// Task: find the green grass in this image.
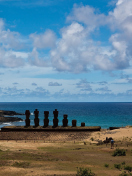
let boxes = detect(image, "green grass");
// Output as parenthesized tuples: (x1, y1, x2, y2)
(104, 163, 109, 168)
(0, 140, 132, 176)
(76, 167, 95, 176)
(122, 161, 126, 165)
(113, 161, 132, 176)
(124, 165, 132, 172)
(114, 163, 121, 170)
(119, 171, 132, 176)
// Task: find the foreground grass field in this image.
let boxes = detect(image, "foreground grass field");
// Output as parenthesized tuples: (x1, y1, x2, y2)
(0, 138, 132, 176)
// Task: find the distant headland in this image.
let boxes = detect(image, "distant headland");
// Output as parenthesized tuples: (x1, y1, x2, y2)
(0, 110, 24, 122)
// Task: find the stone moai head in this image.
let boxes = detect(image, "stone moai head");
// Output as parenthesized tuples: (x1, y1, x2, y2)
(44, 111, 49, 127)
(53, 109, 59, 127)
(34, 109, 39, 127)
(25, 110, 30, 127)
(72, 119, 77, 127)
(81, 122, 85, 127)
(34, 109, 39, 118)
(25, 110, 30, 119)
(63, 114, 68, 120)
(53, 109, 58, 119)
(63, 114, 68, 127)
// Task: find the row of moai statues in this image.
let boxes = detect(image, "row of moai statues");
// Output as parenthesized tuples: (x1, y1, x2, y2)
(25, 109, 85, 127)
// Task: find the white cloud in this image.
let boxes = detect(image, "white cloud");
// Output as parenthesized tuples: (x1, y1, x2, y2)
(0, 18, 4, 30)
(112, 77, 132, 84)
(51, 21, 116, 72)
(1, 1, 132, 101)
(126, 89, 132, 94)
(49, 1, 132, 73)
(11, 51, 29, 59)
(0, 48, 25, 68)
(67, 4, 106, 31)
(51, 22, 86, 72)
(32, 83, 37, 86)
(48, 82, 62, 86)
(30, 29, 56, 49)
(96, 86, 111, 92)
(0, 0, 132, 74)
(0, 18, 27, 68)
(0, 21, 23, 50)
(116, 0, 124, 5)
(13, 82, 18, 85)
(28, 47, 49, 67)
(107, 0, 132, 70)
(28, 30, 57, 67)
(76, 79, 92, 91)
(108, 0, 132, 33)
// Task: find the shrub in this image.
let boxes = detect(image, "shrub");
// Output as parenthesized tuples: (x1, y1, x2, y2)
(119, 171, 128, 176)
(112, 148, 126, 156)
(119, 172, 132, 176)
(76, 167, 95, 176)
(122, 161, 126, 165)
(114, 164, 121, 170)
(90, 137, 94, 141)
(104, 163, 109, 168)
(124, 165, 132, 172)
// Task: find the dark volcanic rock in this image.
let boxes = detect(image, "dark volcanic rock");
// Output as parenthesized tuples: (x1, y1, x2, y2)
(109, 127, 120, 130)
(0, 110, 24, 122)
(0, 116, 23, 122)
(0, 110, 24, 116)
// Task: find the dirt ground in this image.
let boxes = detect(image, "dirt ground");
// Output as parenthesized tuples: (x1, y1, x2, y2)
(0, 126, 132, 176)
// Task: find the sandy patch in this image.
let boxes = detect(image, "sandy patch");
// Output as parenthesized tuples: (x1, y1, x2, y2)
(86, 126, 132, 143)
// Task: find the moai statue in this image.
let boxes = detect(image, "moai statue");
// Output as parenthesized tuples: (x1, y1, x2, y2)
(81, 122, 85, 127)
(62, 114, 68, 127)
(44, 111, 49, 127)
(72, 119, 77, 127)
(53, 109, 59, 127)
(25, 110, 30, 127)
(34, 109, 39, 127)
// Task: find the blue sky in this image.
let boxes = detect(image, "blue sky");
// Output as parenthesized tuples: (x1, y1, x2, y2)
(0, 0, 132, 102)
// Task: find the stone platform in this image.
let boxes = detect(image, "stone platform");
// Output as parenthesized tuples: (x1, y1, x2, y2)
(1, 126, 101, 132)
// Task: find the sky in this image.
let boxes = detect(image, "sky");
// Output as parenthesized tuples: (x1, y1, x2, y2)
(0, 0, 132, 102)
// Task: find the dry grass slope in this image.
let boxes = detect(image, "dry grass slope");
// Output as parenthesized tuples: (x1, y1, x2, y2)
(0, 127, 132, 176)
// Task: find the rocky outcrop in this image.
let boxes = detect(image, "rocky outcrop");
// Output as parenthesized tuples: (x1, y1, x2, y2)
(0, 116, 23, 122)
(0, 110, 24, 116)
(0, 110, 24, 122)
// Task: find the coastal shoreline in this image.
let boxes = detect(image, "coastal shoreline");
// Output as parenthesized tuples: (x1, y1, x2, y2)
(0, 102, 132, 129)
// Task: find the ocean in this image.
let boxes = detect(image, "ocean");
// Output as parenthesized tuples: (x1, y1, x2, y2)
(0, 102, 132, 129)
